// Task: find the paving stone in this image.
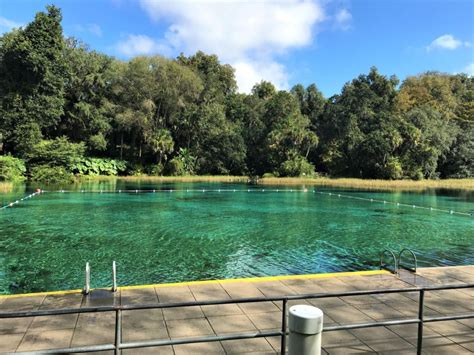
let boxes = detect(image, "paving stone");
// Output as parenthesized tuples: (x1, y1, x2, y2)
(122, 346, 174, 354)
(71, 325, 115, 347)
(221, 338, 274, 353)
(28, 313, 78, 332)
(322, 329, 361, 346)
(0, 295, 45, 311)
(355, 302, 407, 321)
(363, 337, 416, 353)
(173, 341, 226, 354)
(350, 326, 401, 341)
(220, 282, 265, 298)
(41, 293, 83, 309)
(201, 304, 243, 317)
(323, 304, 373, 324)
(17, 328, 74, 352)
(447, 332, 474, 352)
(166, 318, 215, 338)
(121, 288, 158, 305)
(122, 308, 164, 327)
(246, 311, 282, 330)
(0, 316, 33, 335)
(122, 320, 169, 342)
(162, 305, 204, 320)
(208, 314, 257, 334)
(75, 311, 115, 329)
(0, 332, 24, 352)
(238, 301, 280, 314)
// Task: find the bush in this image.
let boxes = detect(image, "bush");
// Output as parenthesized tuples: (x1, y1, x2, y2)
(166, 158, 185, 176)
(147, 163, 164, 176)
(0, 156, 26, 181)
(29, 165, 75, 184)
(384, 157, 403, 180)
(27, 137, 85, 167)
(279, 154, 315, 177)
(71, 158, 127, 176)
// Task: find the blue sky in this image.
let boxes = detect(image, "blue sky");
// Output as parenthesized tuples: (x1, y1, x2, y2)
(1, 0, 473, 96)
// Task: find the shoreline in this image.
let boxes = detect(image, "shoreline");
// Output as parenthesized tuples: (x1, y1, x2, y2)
(2, 176, 474, 192)
(81, 176, 474, 191)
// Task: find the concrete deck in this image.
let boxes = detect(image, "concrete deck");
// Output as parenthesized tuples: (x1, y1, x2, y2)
(0, 266, 473, 354)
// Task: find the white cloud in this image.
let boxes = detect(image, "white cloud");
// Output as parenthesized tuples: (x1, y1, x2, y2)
(116, 34, 172, 57)
(427, 34, 470, 51)
(0, 16, 23, 33)
(234, 59, 289, 93)
(136, 0, 326, 92)
(463, 63, 474, 76)
(334, 8, 352, 30)
(74, 23, 103, 37)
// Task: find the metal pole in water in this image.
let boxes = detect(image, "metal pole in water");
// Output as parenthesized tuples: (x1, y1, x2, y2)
(288, 305, 323, 355)
(112, 261, 117, 292)
(84, 262, 90, 295)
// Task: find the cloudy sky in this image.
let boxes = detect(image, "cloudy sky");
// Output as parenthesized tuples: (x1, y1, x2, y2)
(1, 0, 473, 95)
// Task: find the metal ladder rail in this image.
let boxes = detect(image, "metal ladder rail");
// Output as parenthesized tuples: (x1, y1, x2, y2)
(380, 249, 398, 274)
(398, 248, 417, 273)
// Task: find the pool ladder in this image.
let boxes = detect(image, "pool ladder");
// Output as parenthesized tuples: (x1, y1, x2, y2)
(83, 261, 117, 295)
(380, 248, 417, 274)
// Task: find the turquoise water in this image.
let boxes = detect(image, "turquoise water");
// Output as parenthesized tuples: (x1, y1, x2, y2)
(0, 181, 473, 294)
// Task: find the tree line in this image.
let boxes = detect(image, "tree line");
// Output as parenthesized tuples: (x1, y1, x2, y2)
(0, 6, 472, 182)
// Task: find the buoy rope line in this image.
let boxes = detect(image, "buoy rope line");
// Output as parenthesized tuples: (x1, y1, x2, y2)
(0, 191, 42, 210)
(28, 188, 473, 217)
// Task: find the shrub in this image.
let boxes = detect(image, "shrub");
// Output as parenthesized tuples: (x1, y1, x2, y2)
(27, 137, 85, 167)
(166, 158, 186, 176)
(279, 154, 315, 177)
(71, 158, 127, 176)
(0, 156, 26, 181)
(147, 163, 164, 176)
(29, 165, 75, 184)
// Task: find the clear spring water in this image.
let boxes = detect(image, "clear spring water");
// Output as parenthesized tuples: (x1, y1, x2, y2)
(0, 181, 473, 294)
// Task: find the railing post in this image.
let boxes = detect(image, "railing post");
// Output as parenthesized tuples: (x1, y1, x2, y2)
(83, 262, 90, 295)
(112, 261, 117, 292)
(288, 305, 324, 355)
(281, 299, 288, 355)
(115, 309, 122, 355)
(417, 289, 425, 355)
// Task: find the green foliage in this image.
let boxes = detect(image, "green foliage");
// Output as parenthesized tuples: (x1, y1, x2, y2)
(166, 158, 186, 176)
(71, 158, 127, 176)
(279, 153, 315, 177)
(0, 6, 471, 181)
(0, 6, 66, 155)
(27, 137, 85, 167)
(29, 165, 74, 184)
(0, 156, 26, 181)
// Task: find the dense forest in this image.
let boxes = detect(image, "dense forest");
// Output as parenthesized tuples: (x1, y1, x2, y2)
(0, 6, 473, 183)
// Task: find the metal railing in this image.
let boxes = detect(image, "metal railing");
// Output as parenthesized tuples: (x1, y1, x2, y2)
(1, 283, 472, 355)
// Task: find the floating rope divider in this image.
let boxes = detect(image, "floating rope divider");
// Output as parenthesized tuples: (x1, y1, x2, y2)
(24, 188, 471, 217)
(0, 189, 42, 210)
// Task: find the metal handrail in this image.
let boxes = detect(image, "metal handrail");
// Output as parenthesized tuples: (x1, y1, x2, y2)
(1, 283, 473, 355)
(380, 249, 398, 273)
(399, 248, 418, 273)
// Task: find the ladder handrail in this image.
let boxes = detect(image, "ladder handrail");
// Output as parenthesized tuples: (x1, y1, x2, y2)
(399, 248, 417, 273)
(380, 249, 398, 274)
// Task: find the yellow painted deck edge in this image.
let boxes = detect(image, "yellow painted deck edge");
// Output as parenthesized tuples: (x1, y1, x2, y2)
(0, 269, 389, 299)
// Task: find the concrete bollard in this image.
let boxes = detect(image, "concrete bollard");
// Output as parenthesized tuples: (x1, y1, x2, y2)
(288, 305, 324, 355)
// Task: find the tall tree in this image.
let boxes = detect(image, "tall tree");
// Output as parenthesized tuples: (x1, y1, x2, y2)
(0, 5, 66, 156)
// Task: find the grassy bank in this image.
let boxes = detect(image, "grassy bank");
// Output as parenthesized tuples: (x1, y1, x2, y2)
(80, 175, 474, 191)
